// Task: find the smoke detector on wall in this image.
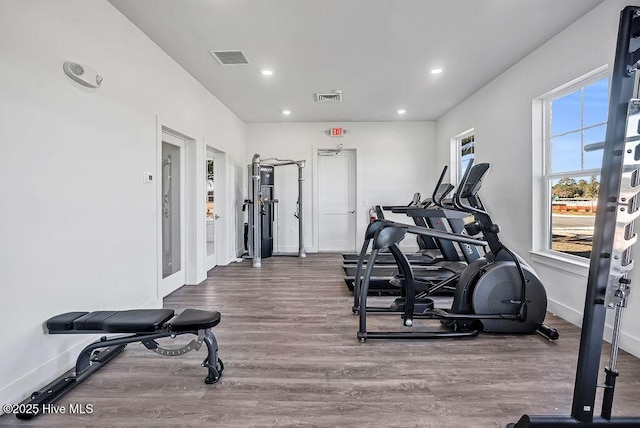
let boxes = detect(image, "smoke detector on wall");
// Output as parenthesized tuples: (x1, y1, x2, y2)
(63, 61, 103, 88)
(315, 89, 342, 103)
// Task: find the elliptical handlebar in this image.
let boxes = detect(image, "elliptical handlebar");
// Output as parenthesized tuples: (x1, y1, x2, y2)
(453, 160, 490, 215)
(432, 165, 448, 200)
(431, 166, 453, 208)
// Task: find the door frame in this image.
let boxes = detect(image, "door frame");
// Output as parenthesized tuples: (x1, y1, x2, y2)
(205, 145, 227, 271)
(312, 145, 358, 252)
(156, 119, 199, 298)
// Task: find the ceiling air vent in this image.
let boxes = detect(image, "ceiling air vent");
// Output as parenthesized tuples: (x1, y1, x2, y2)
(315, 90, 342, 103)
(209, 50, 249, 65)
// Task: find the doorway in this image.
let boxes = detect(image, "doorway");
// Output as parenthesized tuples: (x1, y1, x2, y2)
(205, 147, 219, 271)
(317, 149, 357, 251)
(160, 130, 186, 295)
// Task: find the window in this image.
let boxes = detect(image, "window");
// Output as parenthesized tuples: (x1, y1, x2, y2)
(450, 129, 475, 184)
(541, 72, 608, 259)
(459, 133, 475, 180)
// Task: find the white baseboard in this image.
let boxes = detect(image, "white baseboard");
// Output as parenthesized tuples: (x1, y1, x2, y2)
(547, 298, 583, 327)
(0, 336, 97, 411)
(0, 297, 163, 412)
(548, 298, 640, 358)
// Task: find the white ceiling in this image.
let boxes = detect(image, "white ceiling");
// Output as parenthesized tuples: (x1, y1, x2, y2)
(108, 0, 604, 123)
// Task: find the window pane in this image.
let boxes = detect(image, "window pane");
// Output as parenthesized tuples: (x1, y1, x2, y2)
(551, 90, 581, 135)
(551, 131, 581, 173)
(461, 158, 472, 178)
(550, 175, 599, 258)
(544, 74, 607, 260)
(458, 134, 474, 181)
(584, 78, 609, 127)
(461, 140, 474, 157)
(583, 125, 606, 170)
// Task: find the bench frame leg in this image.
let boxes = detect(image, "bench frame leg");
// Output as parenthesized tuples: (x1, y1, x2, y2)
(202, 329, 224, 384)
(16, 328, 223, 420)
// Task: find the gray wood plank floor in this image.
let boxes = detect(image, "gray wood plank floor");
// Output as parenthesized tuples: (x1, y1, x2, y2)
(2, 253, 640, 427)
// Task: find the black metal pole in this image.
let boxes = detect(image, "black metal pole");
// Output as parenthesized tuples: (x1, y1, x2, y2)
(570, 7, 638, 422)
(297, 160, 306, 258)
(509, 6, 640, 427)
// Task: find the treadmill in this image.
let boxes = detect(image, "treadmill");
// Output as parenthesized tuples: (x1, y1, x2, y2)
(341, 193, 438, 264)
(344, 166, 485, 295)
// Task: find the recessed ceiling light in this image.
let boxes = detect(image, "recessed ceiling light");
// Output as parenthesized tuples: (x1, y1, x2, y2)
(430, 67, 443, 74)
(260, 68, 274, 76)
(397, 109, 406, 115)
(282, 110, 291, 115)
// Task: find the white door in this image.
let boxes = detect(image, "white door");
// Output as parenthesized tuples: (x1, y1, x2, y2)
(318, 149, 356, 251)
(205, 147, 218, 271)
(160, 131, 186, 296)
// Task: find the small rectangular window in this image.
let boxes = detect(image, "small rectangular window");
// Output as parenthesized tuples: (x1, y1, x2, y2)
(451, 129, 475, 183)
(460, 134, 475, 181)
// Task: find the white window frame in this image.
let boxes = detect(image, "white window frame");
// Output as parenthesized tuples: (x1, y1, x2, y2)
(449, 128, 475, 185)
(531, 65, 608, 275)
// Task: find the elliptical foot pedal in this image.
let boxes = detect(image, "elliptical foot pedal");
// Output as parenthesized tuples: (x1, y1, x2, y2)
(389, 297, 434, 312)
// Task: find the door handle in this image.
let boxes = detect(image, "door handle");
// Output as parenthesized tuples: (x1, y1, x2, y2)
(214, 214, 221, 219)
(348, 210, 355, 214)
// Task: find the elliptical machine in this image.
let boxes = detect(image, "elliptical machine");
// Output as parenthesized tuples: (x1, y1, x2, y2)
(357, 161, 559, 341)
(350, 166, 484, 314)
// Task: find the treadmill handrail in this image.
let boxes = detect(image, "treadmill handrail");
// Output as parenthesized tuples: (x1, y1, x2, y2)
(403, 207, 471, 219)
(374, 221, 487, 247)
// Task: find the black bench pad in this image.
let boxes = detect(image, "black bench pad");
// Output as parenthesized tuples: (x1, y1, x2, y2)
(47, 309, 175, 333)
(46, 309, 220, 333)
(73, 311, 120, 331)
(102, 309, 175, 333)
(46, 312, 89, 331)
(169, 309, 221, 331)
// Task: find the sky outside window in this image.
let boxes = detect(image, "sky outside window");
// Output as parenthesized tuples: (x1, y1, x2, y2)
(548, 76, 608, 258)
(550, 78, 609, 173)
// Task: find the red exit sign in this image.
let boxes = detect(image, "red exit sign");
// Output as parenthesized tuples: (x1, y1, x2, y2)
(330, 127, 343, 137)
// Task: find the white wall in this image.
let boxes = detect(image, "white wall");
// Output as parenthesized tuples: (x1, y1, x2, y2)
(4, 0, 638, 411)
(435, 0, 640, 356)
(246, 122, 437, 253)
(0, 0, 245, 406)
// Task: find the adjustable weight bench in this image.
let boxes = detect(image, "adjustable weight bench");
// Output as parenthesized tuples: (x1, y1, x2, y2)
(16, 308, 223, 420)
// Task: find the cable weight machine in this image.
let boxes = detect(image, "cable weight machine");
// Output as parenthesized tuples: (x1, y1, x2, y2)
(509, 6, 640, 426)
(246, 153, 306, 268)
